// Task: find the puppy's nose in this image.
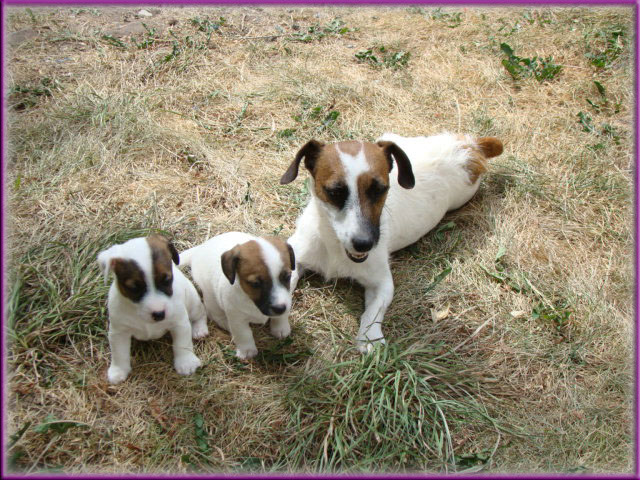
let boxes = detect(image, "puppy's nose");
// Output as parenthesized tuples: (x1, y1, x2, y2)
(151, 310, 165, 321)
(270, 304, 287, 315)
(352, 237, 374, 253)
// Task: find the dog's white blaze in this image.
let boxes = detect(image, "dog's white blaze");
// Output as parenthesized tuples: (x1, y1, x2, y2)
(255, 238, 290, 311)
(326, 143, 371, 251)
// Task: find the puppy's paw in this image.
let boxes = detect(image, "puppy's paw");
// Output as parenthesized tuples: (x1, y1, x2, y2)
(270, 319, 291, 339)
(191, 320, 209, 339)
(236, 345, 258, 360)
(174, 352, 202, 375)
(355, 334, 386, 354)
(107, 365, 131, 384)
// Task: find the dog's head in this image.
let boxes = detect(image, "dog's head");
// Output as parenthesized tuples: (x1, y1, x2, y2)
(280, 139, 414, 263)
(97, 234, 180, 322)
(221, 236, 295, 317)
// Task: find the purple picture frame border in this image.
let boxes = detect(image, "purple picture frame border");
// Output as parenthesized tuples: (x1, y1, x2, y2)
(0, 0, 637, 478)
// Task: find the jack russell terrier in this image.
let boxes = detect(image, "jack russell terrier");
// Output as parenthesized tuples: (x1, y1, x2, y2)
(179, 232, 295, 360)
(280, 132, 503, 352)
(97, 234, 208, 384)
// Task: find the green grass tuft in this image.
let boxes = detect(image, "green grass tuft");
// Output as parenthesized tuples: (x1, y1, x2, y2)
(279, 340, 504, 472)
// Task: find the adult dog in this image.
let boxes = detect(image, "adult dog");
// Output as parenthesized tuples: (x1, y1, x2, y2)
(280, 132, 502, 352)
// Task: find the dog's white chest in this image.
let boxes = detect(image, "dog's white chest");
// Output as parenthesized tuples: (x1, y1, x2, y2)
(127, 322, 170, 341)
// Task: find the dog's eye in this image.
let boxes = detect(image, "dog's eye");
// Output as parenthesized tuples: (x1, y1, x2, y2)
(161, 275, 172, 286)
(125, 281, 144, 292)
(280, 272, 291, 286)
(367, 181, 389, 201)
(248, 278, 262, 289)
(324, 185, 348, 208)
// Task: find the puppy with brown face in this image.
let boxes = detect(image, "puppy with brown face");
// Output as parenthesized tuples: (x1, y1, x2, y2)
(97, 234, 208, 384)
(280, 132, 503, 352)
(179, 232, 295, 360)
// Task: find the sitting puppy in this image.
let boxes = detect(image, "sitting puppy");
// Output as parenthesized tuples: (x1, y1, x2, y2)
(179, 232, 295, 360)
(97, 234, 208, 384)
(280, 132, 503, 352)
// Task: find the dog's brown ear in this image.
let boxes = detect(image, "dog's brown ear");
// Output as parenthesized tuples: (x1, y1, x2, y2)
(376, 141, 415, 189)
(280, 139, 325, 184)
(286, 243, 296, 271)
(476, 137, 503, 158)
(167, 241, 180, 265)
(148, 234, 180, 265)
(221, 247, 239, 285)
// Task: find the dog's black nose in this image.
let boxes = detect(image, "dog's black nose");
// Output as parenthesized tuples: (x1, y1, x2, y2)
(352, 237, 374, 253)
(151, 310, 165, 321)
(270, 304, 287, 315)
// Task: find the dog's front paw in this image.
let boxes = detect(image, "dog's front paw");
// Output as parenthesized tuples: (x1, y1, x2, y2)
(191, 320, 209, 339)
(355, 333, 386, 354)
(174, 352, 202, 375)
(107, 365, 131, 384)
(236, 345, 258, 360)
(270, 319, 291, 339)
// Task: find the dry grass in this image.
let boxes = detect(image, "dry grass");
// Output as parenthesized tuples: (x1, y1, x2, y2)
(5, 5, 634, 474)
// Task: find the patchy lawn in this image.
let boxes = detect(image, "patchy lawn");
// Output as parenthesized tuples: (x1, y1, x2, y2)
(5, 5, 634, 474)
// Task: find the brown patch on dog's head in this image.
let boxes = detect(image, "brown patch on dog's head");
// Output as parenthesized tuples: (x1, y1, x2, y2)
(146, 234, 178, 297)
(221, 238, 294, 315)
(311, 145, 348, 207)
(221, 240, 278, 315)
(112, 258, 147, 303)
(463, 137, 503, 184)
(221, 241, 271, 304)
(264, 236, 295, 288)
(351, 142, 393, 232)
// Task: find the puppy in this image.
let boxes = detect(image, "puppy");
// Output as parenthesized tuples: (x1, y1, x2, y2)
(97, 234, 208, 384)
(280, 132, 503, 352)
(179, 232, 295, 360)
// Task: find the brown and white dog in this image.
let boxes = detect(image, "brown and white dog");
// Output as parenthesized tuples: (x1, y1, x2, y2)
(179, 232, 295, 360)
(97, 235, 208, 384)
(280, 132, 503, 352)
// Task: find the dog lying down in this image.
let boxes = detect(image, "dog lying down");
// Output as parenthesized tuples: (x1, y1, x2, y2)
(97, 235, 208, 384)
(280, 132, 503, 352)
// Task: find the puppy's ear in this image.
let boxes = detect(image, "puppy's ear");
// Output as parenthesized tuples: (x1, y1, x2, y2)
(280, 139, 325, 184)
(221, 247, 239, 285)
(167, 241, 180, 265)
(476, 137, 503, 158)
(376, 140, 415, 189)
(97, 247, 117, 285)
(286, 243, 296, 271)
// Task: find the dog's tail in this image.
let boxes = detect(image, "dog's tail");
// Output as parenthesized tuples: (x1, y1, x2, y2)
(476, 137, 503, 159)
(465, 136, 503, 184)
(177, 246, 198, 270)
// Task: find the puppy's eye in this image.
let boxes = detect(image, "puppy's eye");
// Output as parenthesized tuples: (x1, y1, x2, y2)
(161, 275, 172, 286)
(125, 281, 144, 292)
(280, 272, 291, 285)
(248, 278, 262, 289)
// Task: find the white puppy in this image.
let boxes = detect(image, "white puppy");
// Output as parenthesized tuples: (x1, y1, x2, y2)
(97, 234, 208, 384)
(179, 232, 295, 360)
(280, 132, 503, 352)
